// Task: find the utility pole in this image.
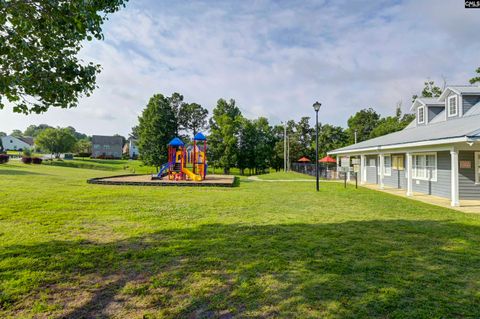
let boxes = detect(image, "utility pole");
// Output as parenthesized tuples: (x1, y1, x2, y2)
(283, 122, 287, 172)
(287, 136, 290, 171)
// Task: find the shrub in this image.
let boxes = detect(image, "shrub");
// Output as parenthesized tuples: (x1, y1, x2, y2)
(76, 152, 92, 158)
(32, 157, 43, 164)
(22, 148, 32, 157)
(22, 157, 32, 164)
(0, 154, 9, 164)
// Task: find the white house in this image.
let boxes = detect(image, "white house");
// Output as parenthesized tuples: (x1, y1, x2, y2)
(1, 136, 32, 151)
(128, 139, 139, 159)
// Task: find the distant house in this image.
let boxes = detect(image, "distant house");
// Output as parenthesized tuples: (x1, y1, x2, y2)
(91, 135, 123, 159)
(122, 138, 139, 159)
(128, 138, 139, 159)
(1, 136, 32, 151)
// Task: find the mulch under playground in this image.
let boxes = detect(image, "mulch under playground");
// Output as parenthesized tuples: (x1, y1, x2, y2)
(88, 174, 235, 187)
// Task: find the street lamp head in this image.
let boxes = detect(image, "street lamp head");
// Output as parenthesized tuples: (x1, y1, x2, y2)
(313, 101, 321, 112)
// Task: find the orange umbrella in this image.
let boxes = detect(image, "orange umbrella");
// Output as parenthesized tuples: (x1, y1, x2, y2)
(319, 156, 337, 163)
(297, 157, 311, 162)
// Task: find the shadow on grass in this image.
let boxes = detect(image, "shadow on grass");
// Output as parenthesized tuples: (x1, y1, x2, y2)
(2, 220, 480, 318)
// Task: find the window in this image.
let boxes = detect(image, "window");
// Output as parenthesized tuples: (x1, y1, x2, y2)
(103, 145, 111, 150)
(412, 153, 437, 181)
(476, 152, 480, 184)
(369, 158, 376, 167)
(448, 95, 458, 117)
(93, 144, 100, 149)
(418, 106, 425, 124)
(383, 155, 392, 176)
(392, 155, 404, 171)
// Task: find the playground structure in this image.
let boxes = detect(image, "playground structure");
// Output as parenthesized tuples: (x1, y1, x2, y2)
(90, 132, 234, 187)
(154, 132, 208, 182)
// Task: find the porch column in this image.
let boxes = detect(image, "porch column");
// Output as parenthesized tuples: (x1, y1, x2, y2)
(336, 156, 340, 179)
(450, 150, 460, 207)
(406, 152, 413, 196)
(346, 156, 351, 181)
(360, 155, 367, 184)
(379, 154, 385, 189)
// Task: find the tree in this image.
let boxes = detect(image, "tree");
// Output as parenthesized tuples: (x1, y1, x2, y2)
(237, 118, 257, 175)
(167, 92, 185, 136)
(74, 139, 92, 155)
(36, 127, 76, 158)
(208, 98, 242, 174)
(316, 123, 348, 157)
(137, 94, 177, 170)
(271, 125, 285, 171)
(347, 108, 380, 143)
(470, 67, 480, 85)
(253, 117, 275, 173)
(24, 124, 54, 137)
(66, 126, 89, 140)
(11, 130, 23, 138)
(369, 105, 415, 139)
(0, 0, 128, 114)
(129, 126, 140, 140)
(0, 132, 7, 137)
(178, 103, 209, 136)
(412, 80, 442, 103)
(295, 117, 314, 158)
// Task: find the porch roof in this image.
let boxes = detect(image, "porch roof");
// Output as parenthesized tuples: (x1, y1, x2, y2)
(329, 112, 480, 155)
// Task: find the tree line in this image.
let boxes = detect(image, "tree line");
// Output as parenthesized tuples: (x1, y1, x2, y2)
(134, 92, 417, 175)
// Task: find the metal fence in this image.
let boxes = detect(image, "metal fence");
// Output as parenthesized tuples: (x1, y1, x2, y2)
(291, 163, 339, 179)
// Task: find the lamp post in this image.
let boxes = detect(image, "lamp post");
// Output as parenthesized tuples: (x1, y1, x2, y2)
(313, 101, 321, 191)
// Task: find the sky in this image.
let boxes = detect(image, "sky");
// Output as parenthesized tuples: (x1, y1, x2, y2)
(1, 0, 479, 136)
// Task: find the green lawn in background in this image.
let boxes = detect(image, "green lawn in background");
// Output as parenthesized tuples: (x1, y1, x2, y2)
(1, 161, 480, 318)
(256, 171, 315, 180)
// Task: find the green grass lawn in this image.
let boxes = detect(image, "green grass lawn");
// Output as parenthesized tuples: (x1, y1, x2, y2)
(1, 162, 480, 318)
(256, 171, 314, 180)
(43, 158, 157, 174)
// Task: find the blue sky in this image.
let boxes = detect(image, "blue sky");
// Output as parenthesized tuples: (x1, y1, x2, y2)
(1, 0, 479, 136)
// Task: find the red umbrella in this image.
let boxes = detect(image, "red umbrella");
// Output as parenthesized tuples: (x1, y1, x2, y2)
(297, 157, 311, 162)
(319, 156, 337, 163)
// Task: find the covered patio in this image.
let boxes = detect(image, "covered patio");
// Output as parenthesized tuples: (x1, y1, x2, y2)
(359, 182, 480, 214)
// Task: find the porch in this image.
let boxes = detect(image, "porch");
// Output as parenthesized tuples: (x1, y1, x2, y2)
(360, 183, 480, 214)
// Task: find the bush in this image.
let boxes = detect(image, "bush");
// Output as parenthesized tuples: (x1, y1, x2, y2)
(21, 157, 32, 164)
(0, 154, 9, 164)
(32, 157, 43, 164)
(76, 152, 92, 158)
(22, 148, 32, 157)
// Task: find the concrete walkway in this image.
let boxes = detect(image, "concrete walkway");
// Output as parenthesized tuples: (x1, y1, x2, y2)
(360, 183, 480, 214)
(247, 176, 340, 182)
(247, 176, 316, 182)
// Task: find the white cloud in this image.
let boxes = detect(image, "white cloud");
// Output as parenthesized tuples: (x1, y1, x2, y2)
(1, 0, 479, 136)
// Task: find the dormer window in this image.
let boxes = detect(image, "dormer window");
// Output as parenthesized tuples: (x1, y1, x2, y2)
(448, 95, 458, 117)
(417, 106, 425, 124)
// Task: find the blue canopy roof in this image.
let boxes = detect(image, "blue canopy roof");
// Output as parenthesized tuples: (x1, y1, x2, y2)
(168, 137, 184, 147)
(194, 132, 207, 141)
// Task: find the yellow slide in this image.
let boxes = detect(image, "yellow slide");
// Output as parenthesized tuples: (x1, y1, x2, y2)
(182, 167, 202, 181)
